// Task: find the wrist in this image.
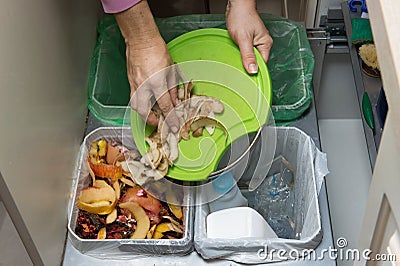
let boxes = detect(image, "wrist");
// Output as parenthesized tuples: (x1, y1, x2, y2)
(115, 0, 162, 48)
(125, 31, 166, 51)
(227, 0, 257, 10)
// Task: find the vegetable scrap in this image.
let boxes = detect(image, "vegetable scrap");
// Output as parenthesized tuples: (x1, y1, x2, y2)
(123, 80, 226, 184)
(75, 139, 184, 240)
(75, 81, 226, 239)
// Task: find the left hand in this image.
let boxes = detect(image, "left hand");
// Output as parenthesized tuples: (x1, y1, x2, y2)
(226, 0, 273, 74)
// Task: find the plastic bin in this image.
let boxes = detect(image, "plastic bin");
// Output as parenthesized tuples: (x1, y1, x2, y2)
(194, 127, 327, 264)
(67, 127, 194, 258)
(88, 14, 314, 125)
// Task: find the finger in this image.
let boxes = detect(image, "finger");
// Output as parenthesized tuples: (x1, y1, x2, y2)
(146, 111, 159, 127)
(127, 63, 138, 110)
(152, 80, 180, 133)
(256, 35, 273, 63)
(174, 62, 189, 84)
(171, 63, 189, 105)
(134, 86, 159, 126)
(130, 88, 138, 110)
(236, 35, 258, 74)
(167, 65, 179, 106)
(169, 87, 178, 106)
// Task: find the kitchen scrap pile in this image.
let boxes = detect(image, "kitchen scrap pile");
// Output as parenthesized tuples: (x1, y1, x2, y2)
(75, 81, 225, 240)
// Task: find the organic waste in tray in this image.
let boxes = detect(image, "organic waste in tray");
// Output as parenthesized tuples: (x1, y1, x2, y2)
(75, 139, 185, 240)
(76, 81, 225, 240)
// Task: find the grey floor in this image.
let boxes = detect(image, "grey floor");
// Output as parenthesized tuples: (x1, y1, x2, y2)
(317, 54, 372, 266)
(0, 201, 32, 266)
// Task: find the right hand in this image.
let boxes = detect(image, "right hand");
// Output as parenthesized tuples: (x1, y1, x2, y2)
(115, 1, 179, 132)
(126, 39, 180, 132)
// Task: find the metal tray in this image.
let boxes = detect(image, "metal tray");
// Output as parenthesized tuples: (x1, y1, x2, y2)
(67, 127, 194, 258)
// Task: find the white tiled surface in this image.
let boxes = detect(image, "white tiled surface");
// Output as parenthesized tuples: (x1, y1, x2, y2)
(0, 201, 32, 266)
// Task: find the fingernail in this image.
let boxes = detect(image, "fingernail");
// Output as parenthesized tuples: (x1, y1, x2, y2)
(249, 64, 258, 74)
(171, 126, 178, 133)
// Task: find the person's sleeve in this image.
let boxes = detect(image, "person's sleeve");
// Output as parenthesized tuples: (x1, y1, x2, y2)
(101, 0, 142, 14)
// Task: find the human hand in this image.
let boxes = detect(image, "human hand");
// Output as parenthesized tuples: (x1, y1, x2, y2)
(115, 1, 179, 132)
(226, 0, 273, 74)
(125, 39, 180, 132)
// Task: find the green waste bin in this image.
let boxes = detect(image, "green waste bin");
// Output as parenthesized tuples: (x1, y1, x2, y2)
(87, 14, 314, 125)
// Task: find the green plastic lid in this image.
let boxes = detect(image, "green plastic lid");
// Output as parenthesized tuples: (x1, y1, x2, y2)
(131, 28, 271, 181)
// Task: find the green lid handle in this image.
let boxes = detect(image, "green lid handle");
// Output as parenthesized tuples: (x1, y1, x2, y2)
(362, 92, 375, 130)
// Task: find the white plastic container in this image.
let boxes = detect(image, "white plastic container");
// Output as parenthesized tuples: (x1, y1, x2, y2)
(206, 207, 278, 239)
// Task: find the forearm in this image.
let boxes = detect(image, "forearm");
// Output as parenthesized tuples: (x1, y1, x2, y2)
(114, 0, 164, 50)
(101, 0, 141, 13)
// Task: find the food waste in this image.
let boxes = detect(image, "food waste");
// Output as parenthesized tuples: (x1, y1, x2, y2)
(75, 139, 184, 240)
(75, 81, 226, 240)
(139, 80, 227, 182)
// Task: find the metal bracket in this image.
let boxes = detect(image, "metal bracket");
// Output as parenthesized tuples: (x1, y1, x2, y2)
(307, 8, 349, 102)
(307, 30, 328, 101)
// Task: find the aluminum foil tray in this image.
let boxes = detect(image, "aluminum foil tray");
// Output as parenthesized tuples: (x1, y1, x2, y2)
(67, 127, 194, 258)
